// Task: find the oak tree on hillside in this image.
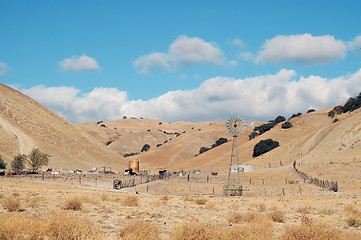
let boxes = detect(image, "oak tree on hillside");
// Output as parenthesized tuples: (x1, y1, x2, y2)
(11, 154, 27, 170)
(0, 156, 7, 169)
(27, 148, 50, 172)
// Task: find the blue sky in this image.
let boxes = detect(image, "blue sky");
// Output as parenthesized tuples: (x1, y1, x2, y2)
(1, 1, 361, 123)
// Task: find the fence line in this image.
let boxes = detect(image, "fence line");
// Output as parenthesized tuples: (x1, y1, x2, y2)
(293, 160, 338, 192)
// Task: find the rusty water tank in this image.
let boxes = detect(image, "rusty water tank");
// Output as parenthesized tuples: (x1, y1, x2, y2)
(129, 160, 139, 173)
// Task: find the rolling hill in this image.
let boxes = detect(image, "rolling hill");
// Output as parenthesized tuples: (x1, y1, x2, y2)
(0, 84, 127, 172)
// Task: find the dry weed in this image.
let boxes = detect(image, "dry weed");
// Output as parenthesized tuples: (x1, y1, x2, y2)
(160, 195, 169, 201)
(172, 222, 223, 240)
(344, 205, 361, 227)
(268, 210, 286, 223)
(2, 197, 22, 212)
(296, 206, 311, 214)
(251, 202, 266, 212)
(47, 212, 104, 240)
(118, 220, 159, 240)
(0, 213, 47, 239)
(183, 196, 194, 202)
(100, 192, 111, 201)
(227, 212, 266, 224)
(62, 196, 83, 211)
(25, 196, 40, 208)
(194, 198, 208, 205)
(280, 216, 361, 240)
(122, 195, 139, 207)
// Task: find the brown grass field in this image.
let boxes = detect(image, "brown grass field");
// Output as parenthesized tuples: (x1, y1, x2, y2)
(1, 171, 361, 240)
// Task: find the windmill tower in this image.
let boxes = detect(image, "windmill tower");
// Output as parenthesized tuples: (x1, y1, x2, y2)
(224, 116, 246, 196)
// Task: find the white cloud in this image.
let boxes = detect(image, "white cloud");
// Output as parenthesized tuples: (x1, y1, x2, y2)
(228, 60, 239, 67)
(255, 34, 346, 64)
(231, 38, 245, 48)
(21, 68, 361, 123)
(133, 35, 224, 74)
(347, 35, 361, 54)
(59, 55, 100, 72)
(238, 52, 253, 61)
(132, 52, 170, 74)
(0, 62, 10, 76)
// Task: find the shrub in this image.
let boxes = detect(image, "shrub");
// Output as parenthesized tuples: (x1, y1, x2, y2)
(119, 220, 159, 240)
(2, 197, 22, 212)
(281, 121, 293, 129)
(199, 146, 210, 155)
(124, 152, 138, 158)
(141, 144, 150, 152)
(307, 109, 315, 113)
(172, 222, 223, 240)
(253, 139, 279, 157)
(333, 118, 339, 123)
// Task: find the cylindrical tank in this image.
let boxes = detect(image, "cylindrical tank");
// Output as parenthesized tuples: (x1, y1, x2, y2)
(129, 160, 139, 173)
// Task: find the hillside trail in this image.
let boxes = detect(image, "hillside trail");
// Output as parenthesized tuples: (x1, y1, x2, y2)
(0, 114, 36, 154)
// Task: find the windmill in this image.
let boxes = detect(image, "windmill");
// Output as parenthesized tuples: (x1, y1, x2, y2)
(224, 116, 250, 196)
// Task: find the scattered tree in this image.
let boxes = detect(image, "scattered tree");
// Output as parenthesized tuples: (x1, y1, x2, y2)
(307, 109, 315, 113)
(281, 121, 293, 129)
(253, 139, 279, 158)
(11, 154, 27, 170)
(289, 112, 302, 119)
(0, 156, 7, 169)
(274, 115, 286, 123)
(141, 144, 150, 152)
(199, 147, 209, 155)
(249, 131, 259, 141)
(27, 148, 50, 172)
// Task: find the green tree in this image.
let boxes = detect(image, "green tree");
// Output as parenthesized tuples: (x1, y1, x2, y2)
(281, 121, 293, 129)
(11, 154, 27, 170)
(27, 148, 50, 172)
(253, 139, 279, 158)
(0, 156, 7, 169)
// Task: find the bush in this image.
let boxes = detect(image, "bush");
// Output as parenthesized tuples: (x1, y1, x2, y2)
(333, 118, 339, 123)
(199, 146, 210, 155)
(281, 121, 293, 129)
(124, 152, 138, 158)
(0, 156, 6, 169)
(307, 109, 315, 113)
(253, 139, 279, 158)
(141, 144, 150, 152)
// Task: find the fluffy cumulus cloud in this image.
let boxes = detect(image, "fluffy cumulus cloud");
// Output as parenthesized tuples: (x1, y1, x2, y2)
(0, 62, 10, 76)
(133, 35, 224, 74)
(255, 34, 347, 64)
(348, 35, 361, 54)
(59, 55, 100, 72)
(21, 68, 361, 123)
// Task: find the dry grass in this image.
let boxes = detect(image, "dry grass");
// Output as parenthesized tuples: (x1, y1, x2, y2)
(118, 220, 159, 240)
(296, 206, 311, 214)
(227, 212, 269, 224)
(160, 195, 169, 201)
(344, 205, 361, 227)
(194, 198, 208, 205)
(2, 197, 22, 212)
(0, 212, 103, 240)
(172, 220, 274, 240)
(0, 213, 47, 239)
(47, 212, 104, 240)
(62, 196, 83, 211)
(122, 195, 139, 207)
(280, 216, 361, 240)
(25, 196, 40, 208)
(268, 210, 286, 223)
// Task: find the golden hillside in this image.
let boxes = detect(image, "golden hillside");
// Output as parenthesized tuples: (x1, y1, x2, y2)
(0, 84, 127, 171)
